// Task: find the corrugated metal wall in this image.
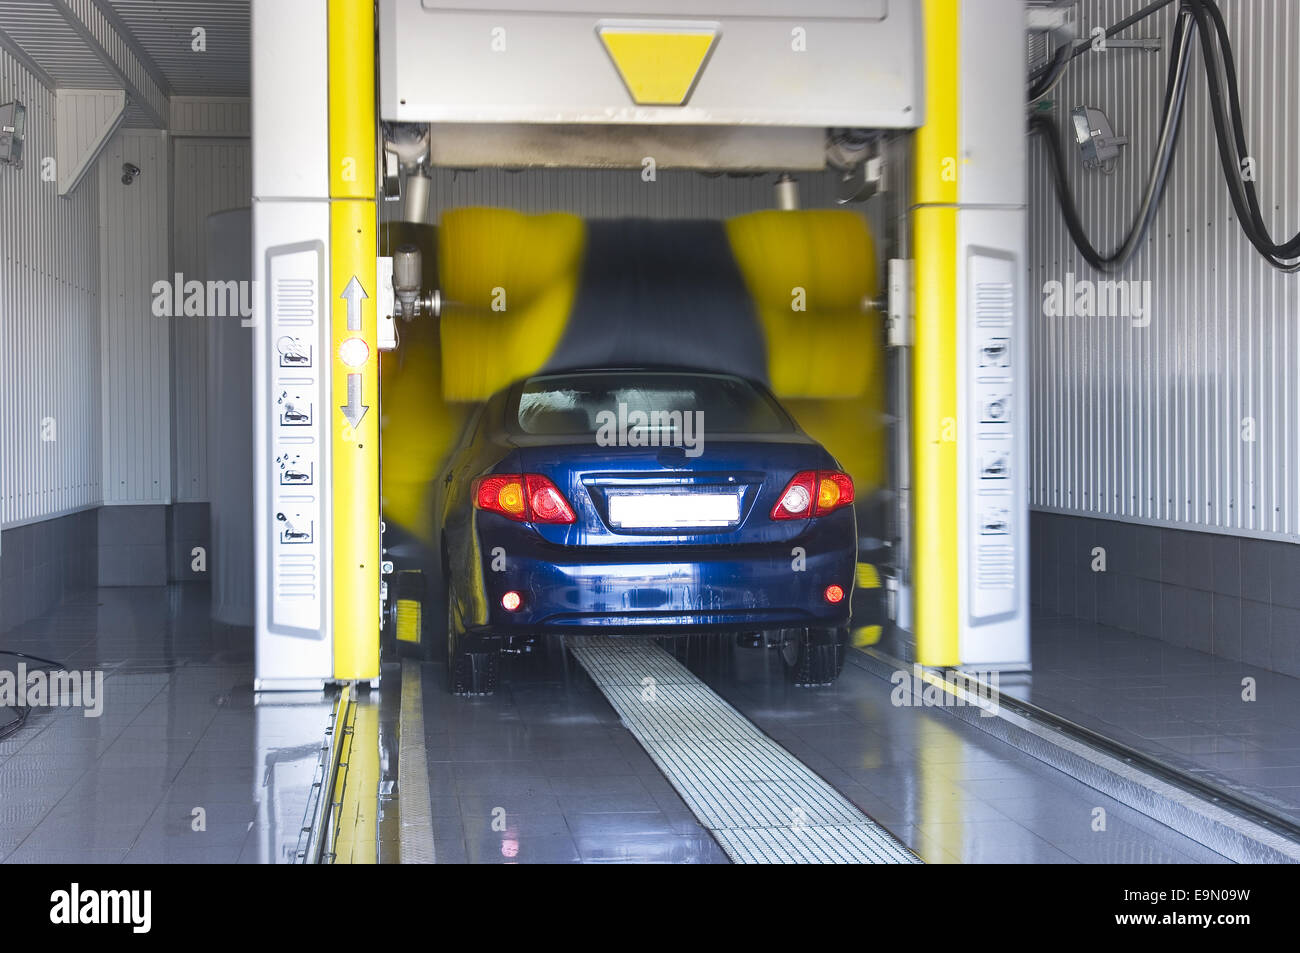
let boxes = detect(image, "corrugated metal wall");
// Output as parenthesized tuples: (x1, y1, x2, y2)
(64, 0, 168, 125)
(98, 129, 170, 504)
(0, 48, 101, 527)
(171, 136, 251, 502)
(1028, 0, 1300, 541)
(170, 97, 249, 137)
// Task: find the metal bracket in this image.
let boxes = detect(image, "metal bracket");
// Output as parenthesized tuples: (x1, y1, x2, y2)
(1073, 35, 1163, 52)
(377, 257, 397, 351)
(382, 148, 401, 201)
(885, 258, 912, 347)
(836, 152, 886, 204)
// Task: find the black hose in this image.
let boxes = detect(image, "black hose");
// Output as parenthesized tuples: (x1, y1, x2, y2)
(0, 650, 65, 668)
(1028, 0, 1300, 273)
(1028, 41, 1072, 102)
(1030, 8, 1196, 273)
(1182, 0, 1300, 269)
(0, 707, 29, 742)
(1198, 0, 1283, 248)
(0, 649, 67, 741)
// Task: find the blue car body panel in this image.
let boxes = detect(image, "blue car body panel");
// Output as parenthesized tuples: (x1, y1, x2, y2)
(437, 372, 858, 641)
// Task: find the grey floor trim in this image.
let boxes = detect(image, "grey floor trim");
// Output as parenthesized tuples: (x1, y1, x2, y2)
(852, 648, 1300, 864)
(398, 660, 436, 864)
(304, 688, 350, 864)
(294, 718, 335, 864)
(570, 636, 920, 864)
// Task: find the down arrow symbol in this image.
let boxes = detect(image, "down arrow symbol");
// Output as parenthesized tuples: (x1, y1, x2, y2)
(340, 373, 368, 429)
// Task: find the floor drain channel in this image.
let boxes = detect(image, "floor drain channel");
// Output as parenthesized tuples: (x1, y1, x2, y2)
(568, 636, 920, 864)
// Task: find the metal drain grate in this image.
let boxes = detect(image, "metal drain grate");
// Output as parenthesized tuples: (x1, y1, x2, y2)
(568, 636, 920, 864)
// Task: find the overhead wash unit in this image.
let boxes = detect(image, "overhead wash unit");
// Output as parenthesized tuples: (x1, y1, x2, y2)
(250, 0, 1031, 690)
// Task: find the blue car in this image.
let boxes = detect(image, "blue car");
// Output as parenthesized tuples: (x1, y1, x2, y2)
(431, 368, 858, 694)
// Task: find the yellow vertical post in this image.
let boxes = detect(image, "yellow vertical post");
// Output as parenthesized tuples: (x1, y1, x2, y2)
(912, 0, 961, 667)
(328, 0, 379, 682)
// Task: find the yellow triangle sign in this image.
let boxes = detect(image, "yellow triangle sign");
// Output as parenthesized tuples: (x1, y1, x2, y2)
(598, 27, 718, 106)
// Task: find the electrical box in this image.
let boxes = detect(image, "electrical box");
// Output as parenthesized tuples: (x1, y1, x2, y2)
(1071, 106, 1127, 168)
(0, 101, 26, 168)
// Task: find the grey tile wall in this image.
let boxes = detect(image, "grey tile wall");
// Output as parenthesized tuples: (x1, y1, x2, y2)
(167, 502, 211, 583)
(0, 502, 215, 631)
(1031, 510, 1300, 678)
(0, 510, 98, 633)
(98, 505, 168, 587)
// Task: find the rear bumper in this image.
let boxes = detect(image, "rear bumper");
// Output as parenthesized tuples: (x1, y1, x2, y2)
(460, 526, 855, 636)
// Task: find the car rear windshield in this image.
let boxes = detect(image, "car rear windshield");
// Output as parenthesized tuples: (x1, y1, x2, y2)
(511, 372, 793, 436)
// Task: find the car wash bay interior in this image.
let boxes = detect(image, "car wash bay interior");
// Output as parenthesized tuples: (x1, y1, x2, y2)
(0, 0, 1298, 865)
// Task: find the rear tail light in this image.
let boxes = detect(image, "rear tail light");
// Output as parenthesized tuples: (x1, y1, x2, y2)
(525, 474, 576, 523)
(824, 584, 845, 604)
(816, 472, 854, 513)
(501, 591, 523, 611)
(771, 471, 817, 520)
(474, 474, 576, 524)
(771, 470, 855, 520)
(476, 475, 527, 518)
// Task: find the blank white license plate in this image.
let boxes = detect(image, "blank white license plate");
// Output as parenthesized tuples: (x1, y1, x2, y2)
(607, 492, 740, 528)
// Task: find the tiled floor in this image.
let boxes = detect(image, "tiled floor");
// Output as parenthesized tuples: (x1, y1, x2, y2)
(408, 636, 1231, 864)
(709, 641, 1229, 864)
(0, 584, 1249, 864)
(415, 651, 731, 864)
(0, 585, 331, 864)
(1028, 611, 1300, 826)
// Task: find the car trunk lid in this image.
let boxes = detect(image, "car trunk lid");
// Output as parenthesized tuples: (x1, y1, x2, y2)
(508, 436, 822, 545)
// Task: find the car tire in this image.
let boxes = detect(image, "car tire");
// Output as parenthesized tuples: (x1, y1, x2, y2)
(423, 562, 449, 664)
(779, 626, 848, 687)
(447, 591, 500, 696)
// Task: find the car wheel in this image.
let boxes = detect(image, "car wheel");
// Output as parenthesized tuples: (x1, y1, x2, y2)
(422, 562, 449, 663)
(447, 591, 499, 696)
(779, 626, 848, 687)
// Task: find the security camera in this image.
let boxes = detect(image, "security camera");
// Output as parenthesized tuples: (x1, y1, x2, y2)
(122, 163, 141, 185)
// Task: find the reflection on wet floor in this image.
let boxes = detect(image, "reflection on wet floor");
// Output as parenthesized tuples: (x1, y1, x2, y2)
(1030, 612, 1300, 826)
(704, 644, 1230, 864)
(408, 636, 1231, 864)
(0, 583, 1242, 864)
(414, 649, 730, 864)
(0, 585, 333, 864)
